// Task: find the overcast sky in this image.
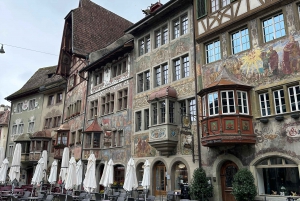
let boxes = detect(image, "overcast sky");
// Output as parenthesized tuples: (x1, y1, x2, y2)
(0, 0, 169, 105)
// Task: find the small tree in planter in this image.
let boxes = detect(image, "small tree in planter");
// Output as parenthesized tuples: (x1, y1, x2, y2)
(189, 167, 213, 201)
(232, 168, 257, 201)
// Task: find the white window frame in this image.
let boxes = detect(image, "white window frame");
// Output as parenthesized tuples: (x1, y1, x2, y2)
(262, 13, 286, 43)
(28, 122, 35, 133)
(173, 55, 190, 81)
(172, 13, 189, 39)
(221, 90, 236, 114)
(205, 40, 221, 63)
(259, 92, 271, 117)
(231, 28, 250, 54)
(208, 92, 219, 116)
(273, 89, 286, 114)
(288, 85, 300, 112)
(138, 35, 150, 56)
(202, 96, 207, 118)
(154, 63, 168, 87)
(237, 91, 249, 115)
(112, 59, 127, 78)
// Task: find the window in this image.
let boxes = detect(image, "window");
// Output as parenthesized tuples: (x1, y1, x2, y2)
(94, 133, 100, 148)
(221, 91, 235, 114)
(17, 123, 24, 134)
(180, 99, 196, 121)
(152, 103, 158, 125)
(212, 0, 220, 12)
(202, 96, 207, 117)
(256, 157, 300, 196)
(173, 14, 188, 39)
(118, 88, 128, 110)
(77, 130, 82, 143)
(237, 91, 249, 114)
(136, 111, 142, 132)
(259, 93, 271, 116)
(137, 70, 150, 93)
(206, 40, 221, 63)
(101, 93, 114, 115)
(45, 118, 52, 129)
(154, 64, 168, 87)
(222, 0, 230, 7)
(8, 145, 14, 157)
(231, 28, 250, 54)
(114, 130, 124, 147)
(28, 122, 34, 133)
(139, 35, 150, 56)
(273, 89, 286, 114)
(28, 99, 35, 110)
(155, 26, 168, 48)
(48, 95, 54, 105)
(288, 85, 300, 112)
(169, 101, 175, 123)
(197, 0, 207, 18)
(69, 74, 76, 89)
(94, 71, 103, 86)
(208, 92, 219, 116)
(173, 55, 189, 81)
(144, 109, 149, 130)
(53, 116, 61, 128)
(12, 125, 17, 135)
(71, 132, 76, 144)
(16, 103, 23, 113)
(161, 101, 166, 123)
(56, 93, 63, 103)
(112, 59, 127, 77)
(57, 132, 68, 145)
(90, 100, 98, 119)
(262, 13, 286, 43)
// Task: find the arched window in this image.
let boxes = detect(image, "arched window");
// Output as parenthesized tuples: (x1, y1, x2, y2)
(256, 157, 300, 196)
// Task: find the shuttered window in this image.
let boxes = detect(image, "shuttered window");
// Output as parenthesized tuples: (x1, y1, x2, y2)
(197, 0, 207, 18)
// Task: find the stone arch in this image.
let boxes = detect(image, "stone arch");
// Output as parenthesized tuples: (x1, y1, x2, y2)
(168, 157, 191, 190)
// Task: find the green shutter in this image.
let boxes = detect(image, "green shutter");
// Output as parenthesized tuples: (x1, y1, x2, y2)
(197, 0, 207, 19)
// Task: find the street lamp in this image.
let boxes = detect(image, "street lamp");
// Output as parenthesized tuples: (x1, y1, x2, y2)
(0, 44, 5, 54)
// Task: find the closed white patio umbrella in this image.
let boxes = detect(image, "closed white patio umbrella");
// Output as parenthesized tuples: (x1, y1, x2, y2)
(0, 158, 9, 184)
(48, 160, 58, 193)
(65, 157, 77, 201)
(8, 143, 21, 182)
(83, 153, 97, 200)
(42, 150, 47, 180)
(105, 159, 114, 188)
(141, 160, 150, 201)
(0, 147, 4, 165)
(99, 161, 108, 198)
(31, 157, 45, 196)
(76, 159, 83, 187)
(59, 147, 69, 183)
(123, 158, 138, 191)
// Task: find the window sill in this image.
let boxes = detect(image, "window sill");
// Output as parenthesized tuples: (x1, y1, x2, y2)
(100, 112, 114, 117)
(116, 108, 127, 113)
(171, 32, 189, 41)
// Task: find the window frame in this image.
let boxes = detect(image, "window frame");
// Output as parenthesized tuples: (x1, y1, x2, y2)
(208, 92, 219, 116)
(259, 92, 271, 117)
(16, 102, 23, 113)
(288, 85, 300, 112)
(231, 27, 250, 54)
(118, 88, 128, 111)
(154, 63, 168, 87)
(172, 13, 189, 40)
(173, 55, 190, 81)
(237, 91, 249, 115)
(138, 35, 151, 56)
(90, 100, 98, 119)
(273, 89, 286, 114)
(28, 121, 35, 133)
(56, 93, 63, 103)
(137, 70, 151, 93)
(112, 58, 127, 78)
(205, 39, 221, 64)
(262, 13, 286, 43)
(28, 99, 35, 111)
(221, 90, 236, 114)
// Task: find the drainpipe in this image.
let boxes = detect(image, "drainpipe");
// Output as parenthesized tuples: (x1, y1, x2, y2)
(191, 0, 202, 168)
(4, 100, 12, 158)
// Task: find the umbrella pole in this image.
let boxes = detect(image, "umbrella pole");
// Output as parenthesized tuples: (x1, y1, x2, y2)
(31, 186, 34, 197)
(65, 193, 67, 201)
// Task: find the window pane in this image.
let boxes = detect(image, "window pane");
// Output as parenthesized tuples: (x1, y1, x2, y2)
(206, 40, 221, 63)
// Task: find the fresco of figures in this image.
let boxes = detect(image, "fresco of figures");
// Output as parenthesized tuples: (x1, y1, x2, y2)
(202, 33, 300, 88)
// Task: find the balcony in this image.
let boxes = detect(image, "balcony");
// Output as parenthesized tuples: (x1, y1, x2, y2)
(148, 124, 178, 156)
(21, 153, 29, 162)
(29, 151, 42, 162)
(201, 115, 256, 147)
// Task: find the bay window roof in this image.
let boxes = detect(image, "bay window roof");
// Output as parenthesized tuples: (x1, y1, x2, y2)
(84, 117, 102, 133)
(148, 86, 177, 102)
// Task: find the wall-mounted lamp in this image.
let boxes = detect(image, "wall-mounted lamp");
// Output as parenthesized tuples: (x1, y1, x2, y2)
(0, 44, 5, 54)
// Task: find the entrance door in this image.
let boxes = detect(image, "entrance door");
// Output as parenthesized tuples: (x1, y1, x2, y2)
(220, 161, 238, 201)
(154, 162, 166, 196)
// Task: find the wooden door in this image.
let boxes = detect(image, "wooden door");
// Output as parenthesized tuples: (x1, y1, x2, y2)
(154, 163, 166, 196)
(220, 161, 238, 201)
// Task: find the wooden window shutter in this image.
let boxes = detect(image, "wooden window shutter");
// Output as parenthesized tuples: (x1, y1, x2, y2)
(197, 0, 207, 18)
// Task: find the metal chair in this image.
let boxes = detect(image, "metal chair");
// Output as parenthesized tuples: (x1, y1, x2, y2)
(19, 191, 31, 200)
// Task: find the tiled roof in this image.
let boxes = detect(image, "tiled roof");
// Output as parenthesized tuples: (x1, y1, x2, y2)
(148, 86, 177, 102)
(0, 110, 10, 125)
(84, 117, 102, 133)
(31, 130, 51, 138)
(14, 133, 32, 142)
(72, 0, 133, 55)
(5, 66, 63, 100)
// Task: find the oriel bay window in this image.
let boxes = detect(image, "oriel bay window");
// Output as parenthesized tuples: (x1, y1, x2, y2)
(151, 100, 175, 125)
(57, 132, 68, 146)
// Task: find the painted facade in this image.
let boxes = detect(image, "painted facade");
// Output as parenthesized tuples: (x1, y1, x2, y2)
(0, 105, 10, 149)
(126, 0, 198, 196)
(195, 0, 300, 200)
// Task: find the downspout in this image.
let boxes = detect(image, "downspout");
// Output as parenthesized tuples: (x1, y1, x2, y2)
(191, 0, 202, 168)
(80, 69, 89, 188)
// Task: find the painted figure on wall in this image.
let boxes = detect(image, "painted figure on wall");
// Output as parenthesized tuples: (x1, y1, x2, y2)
(134, 135, 155, 157)
(283, 35, 300, 74)
(268, 46, 279, 78)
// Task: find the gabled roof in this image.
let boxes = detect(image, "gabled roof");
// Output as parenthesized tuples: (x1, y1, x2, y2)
(84, 117, 102, 133)
(0, 109, 10, 126)
(71, 0, 133, 55)
(5, 66, 63, 100)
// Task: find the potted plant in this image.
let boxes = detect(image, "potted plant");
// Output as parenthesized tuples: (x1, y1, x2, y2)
(189, 167, 213, 201)
(232, 168, 257, 201)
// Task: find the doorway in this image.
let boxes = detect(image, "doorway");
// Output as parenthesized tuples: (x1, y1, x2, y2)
(220, 161, 238, 201)
(153, 162, 166, 196)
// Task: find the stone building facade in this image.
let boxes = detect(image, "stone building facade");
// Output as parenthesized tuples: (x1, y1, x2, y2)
(194, 0, 300, 200)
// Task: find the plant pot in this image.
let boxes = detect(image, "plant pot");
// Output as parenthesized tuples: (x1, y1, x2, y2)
(260, 118, 269, 123)
(291, 113, 299, 119)
(275, 115, 284, 121)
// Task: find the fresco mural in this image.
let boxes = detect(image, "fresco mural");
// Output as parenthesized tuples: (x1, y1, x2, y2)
(202, 33, 300, 88)
(133, 133, 156, 157)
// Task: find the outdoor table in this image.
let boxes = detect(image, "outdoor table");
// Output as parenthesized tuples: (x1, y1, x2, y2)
(27, 196, 40, 201)
(72, 195, 81, 200)
(108, 194, 117, 201)
(287, 196, 300, 201)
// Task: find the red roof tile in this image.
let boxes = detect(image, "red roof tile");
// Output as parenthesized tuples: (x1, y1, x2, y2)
(84, 117, 102, 133)
(72, 0, 133, 55)
(148, 86, 177, 102)
(0, 110, 10, 125)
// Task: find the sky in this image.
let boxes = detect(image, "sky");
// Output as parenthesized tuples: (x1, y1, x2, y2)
(0, 0, 169, 106)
